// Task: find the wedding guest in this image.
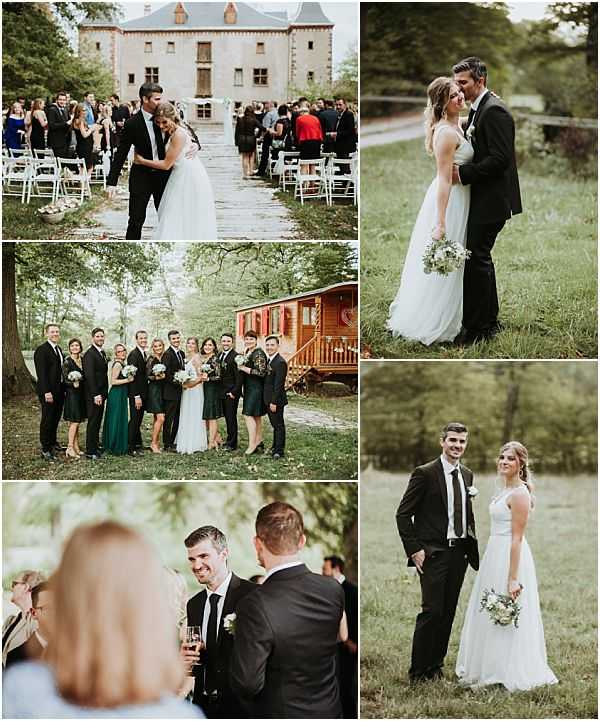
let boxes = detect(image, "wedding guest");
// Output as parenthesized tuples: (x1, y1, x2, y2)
(295, 101, 323, 177)
(102, 343, 134, 456)
(62, 338, 87, 459)
(4, 101, 25, 150)
(110, 93, 130, 147)
(263, 336, 288, 459)
(257, 100, 278, 176)
(199, 337, 223, 450)
(219, 333, 240, 451)
(46, 92, 72, 158)
(323, 556, 358, 719)
(270, 104, 291, 162)
(33, 323, 65, 461)
(97, 102, 115, 156)
(163, 330, 186, 452)
(83, 327, 109, 460)
(319, 99, 338, 154)
(147, 338, 167, 454)
(27, 98, 48, 151)
(5, 582, 53, 669)
(72, 103, 101, 172)
(234, 105, 263, 179)
(181, 526, 256, 718)
(2, 571, 45, 667)
(82, 91, 96, 126)
(231, 502, 347, 718)
(333, 98, 357, 158)
(2, 521, 204, 719)
(237, 330, 268, 455)
(127, 330, 149, 455)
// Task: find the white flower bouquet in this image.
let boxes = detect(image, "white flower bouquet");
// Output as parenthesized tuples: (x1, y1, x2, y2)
(121, 364, 138, 378)
(422, 233, 471, 276)
(174, 369, 192, 384)
(479, 587, 522, 628)
(151, 363, 166, 376)
(67, 370, 82, 383)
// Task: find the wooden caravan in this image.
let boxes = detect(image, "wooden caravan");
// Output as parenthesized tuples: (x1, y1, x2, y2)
(235, 281, 358, 391)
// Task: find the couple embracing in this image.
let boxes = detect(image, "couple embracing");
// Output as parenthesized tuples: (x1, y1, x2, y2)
(396, 423, 558, 691)
(106, 82, 217, 240)
(388, 56, 522, 346)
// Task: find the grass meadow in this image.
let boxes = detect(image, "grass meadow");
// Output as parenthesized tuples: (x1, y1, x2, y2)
(2, 393, 357, 480)
(360, 469, 597, 719)
(360, 139, 598, 359)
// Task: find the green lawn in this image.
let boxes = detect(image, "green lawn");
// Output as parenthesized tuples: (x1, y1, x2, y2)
(360, 469, 597, 718)
(361, 139, 598, 358)
(2, 393, 357, 480)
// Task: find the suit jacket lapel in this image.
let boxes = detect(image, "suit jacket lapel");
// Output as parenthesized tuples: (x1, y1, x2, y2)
(435, 458, 449, 515)
(217, 573, 240, 653)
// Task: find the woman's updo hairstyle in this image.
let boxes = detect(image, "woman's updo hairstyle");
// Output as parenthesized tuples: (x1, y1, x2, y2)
(424, 76, 453, 154)
(154, 102, 181, 127)
(499, 441, 536, 502)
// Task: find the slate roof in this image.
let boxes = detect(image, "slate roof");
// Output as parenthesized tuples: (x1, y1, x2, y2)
(291, 2, 333, 25)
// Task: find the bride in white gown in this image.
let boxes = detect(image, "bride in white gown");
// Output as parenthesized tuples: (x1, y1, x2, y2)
(456, 442, 558, 691)
(387, 77, 473, 345)
(176, 337, 208, 454)
(132, 102, 218, 240)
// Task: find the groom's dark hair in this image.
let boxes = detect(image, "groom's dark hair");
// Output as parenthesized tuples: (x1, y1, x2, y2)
(167, 329, 180, 340)
(91, 327, 104, 336)
(139, 82, 163, 101)
(184, 526, 228, 553)
(441, 422, 468, 439)
(452, 57, 487, 85)
(256, 502, 304, 555)
(221, 333, 234, 341)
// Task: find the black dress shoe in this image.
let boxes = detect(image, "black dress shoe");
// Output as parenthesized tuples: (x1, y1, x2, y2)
(256, 442, 265, 452)
(223, 445, 235, 452)
(41, 450, 56, 461)
(127, 450, 139, 457)
(272, 452, 284, 460)
(52, 444, 66, 453)
(86, 453, 102, 460)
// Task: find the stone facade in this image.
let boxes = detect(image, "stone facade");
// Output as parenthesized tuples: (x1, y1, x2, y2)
(79, 2, 334, 122)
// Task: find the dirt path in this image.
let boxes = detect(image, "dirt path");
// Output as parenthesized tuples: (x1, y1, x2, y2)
(286, 404, 356, 431)
(361, 112, 424, 148)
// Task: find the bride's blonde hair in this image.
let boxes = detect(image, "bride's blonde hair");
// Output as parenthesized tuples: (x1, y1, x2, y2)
(424, 76, 453, 155)
(498, 441, 536, 505)
(154, 102, 181, 128)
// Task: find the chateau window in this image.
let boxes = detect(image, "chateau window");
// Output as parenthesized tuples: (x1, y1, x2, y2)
(167, 41, 175, 53)
(234, 68, 243, 86)
(308, 40, 314, 50)
(270, 307, 281, 334)
(256, 42, 265, 54)
(196, 103, 211, 119)
(144, 41, 152, 53)
(145, 67, 159, 84)
(95, 42, 101, 51)
(128, 73, 135, 84)
(307, 71, 315, 83)
(253, 68, 268, 86)
(197, 67, 211, 95)
(197, 42, 211, 62)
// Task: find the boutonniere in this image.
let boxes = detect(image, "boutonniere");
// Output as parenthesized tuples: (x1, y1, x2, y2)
(467, 486, 479, 498)
(223, 612, 237, 636)
(466, 124, 475, 141)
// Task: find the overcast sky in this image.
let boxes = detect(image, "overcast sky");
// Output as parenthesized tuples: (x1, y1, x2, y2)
(120, 2, 357, 71)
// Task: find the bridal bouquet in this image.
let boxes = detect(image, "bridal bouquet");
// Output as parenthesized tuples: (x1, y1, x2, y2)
(423, 233, 471, 276)
(174, 369, 192, 384)
(151, 363, 166, 376)
(67, 370, 82, 383)
(122, 364, 138, 378)
(480, 587, 522, 628)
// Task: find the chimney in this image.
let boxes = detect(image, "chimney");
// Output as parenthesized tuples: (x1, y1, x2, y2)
(143, 3, 151, 16)
(224, 2, 237, 25)
(174, 1, 188, 24)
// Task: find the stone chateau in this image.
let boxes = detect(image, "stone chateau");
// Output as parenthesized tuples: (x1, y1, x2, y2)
(79, 1, 334, 121)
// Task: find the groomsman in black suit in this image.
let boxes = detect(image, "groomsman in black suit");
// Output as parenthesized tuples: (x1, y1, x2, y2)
(82, 328, 109, 460)
(181, 526, 256, 719)
(263, 336, 288, 459)
(396, 422, 479, 682)
(323, 556, 358, 718)
(46, 91, 72, 158)
(452, 56, 522, 344)
(162, 329, 185, 451)
(333, 98, 357, 158)
(33, 323, 65, 461)
(231, 502, 346, 719)
(218, 333, 240, 451)
(127, 330, 149, 455)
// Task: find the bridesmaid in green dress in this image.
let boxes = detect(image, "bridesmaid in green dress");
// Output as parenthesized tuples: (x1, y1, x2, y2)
(62, 338, 87, 459)
(238, 329, 268, 455)
(199, 337, 223, 450)
(146, 338, 167, 454)
(102, 343, 134, 455)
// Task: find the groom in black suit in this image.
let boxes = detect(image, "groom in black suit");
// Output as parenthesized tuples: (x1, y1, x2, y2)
(231, 502, 345, 719)
(218, 333, 241, 451)
(33, 323, 65, 460)
(82, 327, 109, 460)
(452, 57, 522, 344)
(106, 83, 173, 239)
(162, 329, 185, 451)
(127, 330, 149, 455)
(396, 422, 479, 682)
(181, 526, 256, 718)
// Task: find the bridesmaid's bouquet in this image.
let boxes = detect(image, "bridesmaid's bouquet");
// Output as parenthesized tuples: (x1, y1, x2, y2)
(67, 370, 82, 383)
(122, 364, 138, 378)
(151, 363, 166, 377)
(423, 233, 471, 276)
(480, 588, 522, 628)
(174, 369, 192, 384)
(235, 353, 252, 368)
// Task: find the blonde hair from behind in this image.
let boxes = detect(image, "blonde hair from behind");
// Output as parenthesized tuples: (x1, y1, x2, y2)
(424, 76, 454, 155)
(48, 521, 184, 708)
(499, 440, 536, 505)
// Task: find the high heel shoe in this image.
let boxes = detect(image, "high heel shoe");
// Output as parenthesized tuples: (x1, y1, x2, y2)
(66, 447, 79, 459)
(256, 442, 265, 452)
(245, 445, 258, 455)
(151, 444, 162, 454)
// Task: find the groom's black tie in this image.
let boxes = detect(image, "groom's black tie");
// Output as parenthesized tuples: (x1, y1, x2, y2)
(451, 468, 464, 537)
(205, 593, 220, 693)
(465, 107, 476, 137)
(153, 122, 166, 160)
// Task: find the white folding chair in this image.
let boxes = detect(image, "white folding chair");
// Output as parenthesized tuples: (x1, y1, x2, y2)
(33, 148, 56, 161)
(27, 157, 61, 204)
(58, 157, 91, 202)
(2, 156, 32, 202)
(8, 147, 33, 159)
(294, 157, 328, 205)
(276, 151, 300, 190)
(89, 151, 109, 189)
(327, 157, 356, 206)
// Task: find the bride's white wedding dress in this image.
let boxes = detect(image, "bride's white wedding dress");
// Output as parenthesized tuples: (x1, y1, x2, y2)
(176, 361, 208, 454)
(456, 487, 558, 691)
(387, 126, 473, 345)
(153, 129, 218, 240)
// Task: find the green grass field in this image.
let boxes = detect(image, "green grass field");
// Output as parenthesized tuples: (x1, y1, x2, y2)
(2, 393, 357, 480)
(360, 469, 598, 718)
(361, 140, 598, 358)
